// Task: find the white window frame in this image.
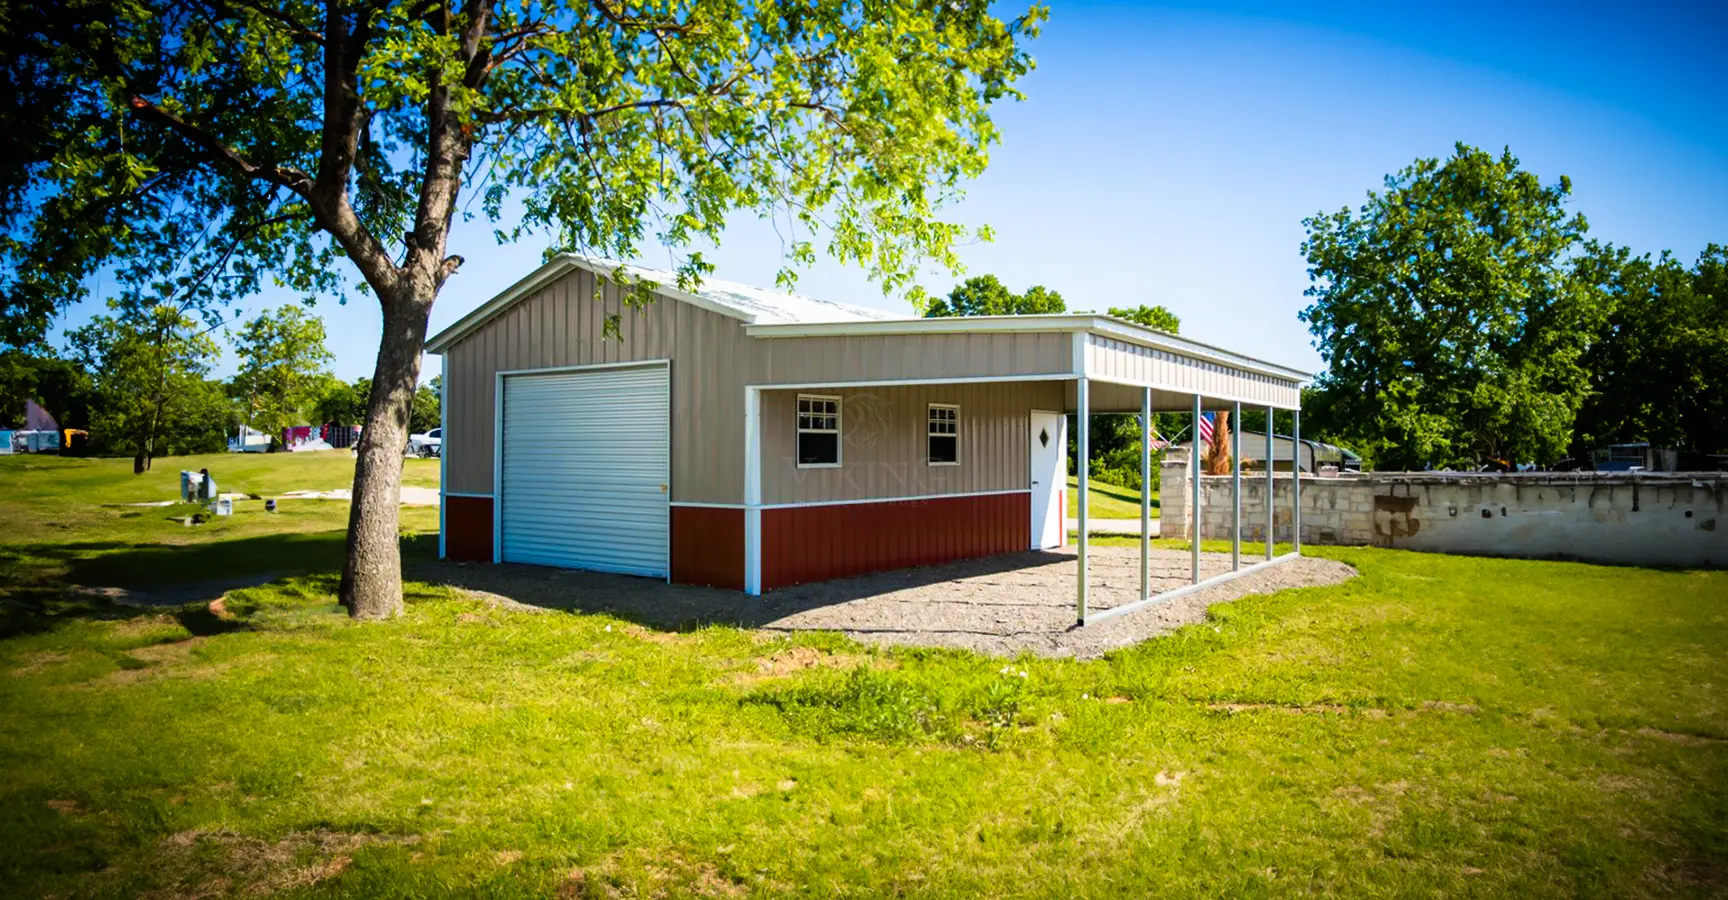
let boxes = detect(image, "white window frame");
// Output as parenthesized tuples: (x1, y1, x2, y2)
(927, 403, 960, 467)
(795, 393, 843, 469)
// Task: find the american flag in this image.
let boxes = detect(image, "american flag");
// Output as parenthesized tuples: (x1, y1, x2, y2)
(1197, 412, 1215, 447)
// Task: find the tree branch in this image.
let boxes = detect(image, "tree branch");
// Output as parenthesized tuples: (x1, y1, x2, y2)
(125, 95, 313, 192)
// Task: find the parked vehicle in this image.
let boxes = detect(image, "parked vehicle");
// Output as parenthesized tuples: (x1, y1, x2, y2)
(408, 427, 441, 458)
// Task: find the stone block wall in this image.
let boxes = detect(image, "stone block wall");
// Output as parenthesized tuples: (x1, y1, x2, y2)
(1159, 462, 1728, 568)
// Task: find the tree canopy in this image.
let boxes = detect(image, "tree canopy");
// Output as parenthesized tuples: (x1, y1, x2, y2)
(924, 275, 1065, 317)
(1299, 143, 1606, 469)
(1108, 304, 1180, 334)
(0, 0, 1044, 617)
(230, 305, 334, 445)
(69, 305, 227, 465)
(1573, 243, 1728, 459)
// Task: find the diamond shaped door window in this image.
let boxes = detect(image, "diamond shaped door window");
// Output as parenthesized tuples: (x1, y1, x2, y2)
(1039, 428, 1050, 448)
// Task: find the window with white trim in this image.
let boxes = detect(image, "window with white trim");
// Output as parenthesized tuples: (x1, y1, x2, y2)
(796, 394, 841, 467)
(927, 403, 959, 465)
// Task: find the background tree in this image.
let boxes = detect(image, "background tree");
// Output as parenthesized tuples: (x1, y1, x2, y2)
(229, 305, 334, 447)
(1299, 143, 1606, 469)
(1573, 243, 1728, 459)
(410, 377, 442, 435)
(0, 350, 91, 432)
(1108, 304, 1180, 334)
(68, 304, 225, 467)
(313, 376, 372, 426)
(924, 275, 1066, 317)
(3, 0, 1042, 618)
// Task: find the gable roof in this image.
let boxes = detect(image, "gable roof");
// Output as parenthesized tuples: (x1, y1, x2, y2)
(425, 253, 897, 352)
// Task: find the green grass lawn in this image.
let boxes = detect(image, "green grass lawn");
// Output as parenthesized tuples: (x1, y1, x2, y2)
(1065, 475, 1158, 518)
(1, 453, 1725, 897)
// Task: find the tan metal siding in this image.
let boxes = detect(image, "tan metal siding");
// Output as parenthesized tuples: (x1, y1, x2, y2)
(759, 381, 1064, 504)
(750, 331, 1072, 385)
(442, 268, 752, 503)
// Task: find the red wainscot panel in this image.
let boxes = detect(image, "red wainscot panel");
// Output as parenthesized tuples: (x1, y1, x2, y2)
(760, 492, 1031, 591)
(670, 506, 745, 591)
(445, 495, 494, 562)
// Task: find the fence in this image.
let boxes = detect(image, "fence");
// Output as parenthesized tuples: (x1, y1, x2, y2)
(1160, 463, 1727, 568)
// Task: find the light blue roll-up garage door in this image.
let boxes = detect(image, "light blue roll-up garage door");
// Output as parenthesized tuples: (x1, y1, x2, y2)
(499, 364, 669, 577)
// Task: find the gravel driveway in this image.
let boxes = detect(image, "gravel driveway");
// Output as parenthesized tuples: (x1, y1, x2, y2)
(419, 546, 1355, 659)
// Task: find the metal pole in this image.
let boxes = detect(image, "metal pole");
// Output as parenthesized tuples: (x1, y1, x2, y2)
(1077, 378, 1090, 624)
(1191, 393, 1202, 584)
(1265, 406, 1275, 560)
(1140, 387, 1151, 603)
(1292, 407, 1303, 554)
(1231, 400, 1241, 571)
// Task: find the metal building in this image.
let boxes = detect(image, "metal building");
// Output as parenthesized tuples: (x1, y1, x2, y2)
(428, 255, 1310, 620)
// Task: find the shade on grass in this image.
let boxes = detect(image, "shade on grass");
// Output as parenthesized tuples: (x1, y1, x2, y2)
(0, 453, 1723, 897)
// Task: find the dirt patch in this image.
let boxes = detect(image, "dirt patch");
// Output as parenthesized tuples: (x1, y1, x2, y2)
(126, 637, 206, 665)
(418, 547, 1357, 660)
(620, 623, 679, 645)
(46, 799, 80, 815)
(111, 614, 182, 636)
(1208, 702, 1353, 715)
(154, 829, 419, 897)
(560, 849, 747, 899)
(1206, 700, 1480, 717)
(1634, 727, 1726, 747)
(10, 650, 71, 675)
(91, 638, 232, 687)
(729, 646, 890, 686)
(1420, 700, 1480, 714)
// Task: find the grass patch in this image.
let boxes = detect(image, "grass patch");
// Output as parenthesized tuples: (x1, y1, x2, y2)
(1, 453, 1725, 897)
(1066, 475, 1158, 518)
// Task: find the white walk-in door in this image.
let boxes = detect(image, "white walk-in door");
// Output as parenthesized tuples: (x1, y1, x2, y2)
(499, 364, 669, 576)
(1029, 410, 1067, 549)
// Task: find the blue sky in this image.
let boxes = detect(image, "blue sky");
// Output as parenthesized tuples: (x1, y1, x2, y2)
(55, 0, 1728, 381)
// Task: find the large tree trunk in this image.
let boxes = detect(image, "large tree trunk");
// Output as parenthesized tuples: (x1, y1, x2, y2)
(339, 283, 435, 619)
(1204, 411, 1233, 476)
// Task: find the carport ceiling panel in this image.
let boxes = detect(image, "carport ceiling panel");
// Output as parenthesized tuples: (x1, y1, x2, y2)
(499, 365, 670, 577)
(1084, 334, 1301, 409)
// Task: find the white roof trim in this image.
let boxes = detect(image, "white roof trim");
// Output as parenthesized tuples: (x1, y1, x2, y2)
(745, 314, 1313, 383)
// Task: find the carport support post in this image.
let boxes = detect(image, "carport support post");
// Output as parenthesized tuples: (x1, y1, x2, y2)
(1231, 400, 1242, 571)
(1265, 406, 1274, 560)
(1292, 408, 1303, 554)
(1076, 377, 1091, 624)
(1139, 387, 1151, 603)
(1190, 393, 1202, 584)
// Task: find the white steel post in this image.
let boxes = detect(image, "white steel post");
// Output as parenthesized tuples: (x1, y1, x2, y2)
(1265, 406, 1275, 560)
(1077, 378, 1091, 624)
(1191, 393, 1202, 584)
(1231, 400, 1242, 571)
(1292, 408, 1303, 554)
(1139, 387, 1151, 603)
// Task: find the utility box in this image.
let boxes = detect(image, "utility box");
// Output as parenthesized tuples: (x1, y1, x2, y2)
(214, 497, 233, 517)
